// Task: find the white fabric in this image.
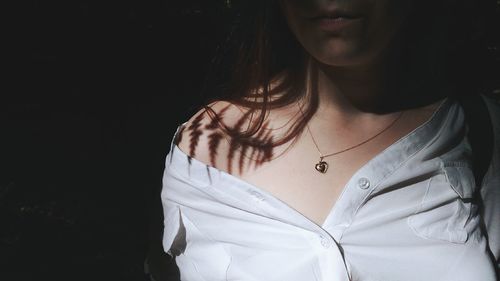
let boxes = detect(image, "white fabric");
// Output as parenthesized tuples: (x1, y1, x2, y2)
(161, 96, 500, 281)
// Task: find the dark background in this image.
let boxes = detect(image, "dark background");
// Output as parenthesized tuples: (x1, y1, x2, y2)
(1, 1, 500, 281)
(2, 1, 236, 280)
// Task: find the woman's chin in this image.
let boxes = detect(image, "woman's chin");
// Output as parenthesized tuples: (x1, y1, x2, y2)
(312, 52, 368, 68)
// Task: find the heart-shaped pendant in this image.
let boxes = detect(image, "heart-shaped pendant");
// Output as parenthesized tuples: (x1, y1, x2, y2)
(315, 161, 328, 173)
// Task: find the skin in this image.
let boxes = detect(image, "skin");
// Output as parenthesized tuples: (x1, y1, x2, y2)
(281, 0, 412, 66)
(280, 0, 413, 111)
(179, 0, 444, 225)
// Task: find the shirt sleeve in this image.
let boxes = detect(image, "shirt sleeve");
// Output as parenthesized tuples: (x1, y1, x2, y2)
(481, 176, 500, 274)
(480, 95, 500, 275)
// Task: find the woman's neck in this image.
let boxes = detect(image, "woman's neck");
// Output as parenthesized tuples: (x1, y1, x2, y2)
(308, 57, 388, 117)
(309, 58, 445, 116)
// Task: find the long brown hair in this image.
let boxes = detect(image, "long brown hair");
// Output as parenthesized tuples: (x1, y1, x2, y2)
(191, 0, 499, 155)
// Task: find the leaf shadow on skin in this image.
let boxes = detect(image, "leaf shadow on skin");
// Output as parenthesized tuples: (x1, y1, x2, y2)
(175, 105, 275, 175)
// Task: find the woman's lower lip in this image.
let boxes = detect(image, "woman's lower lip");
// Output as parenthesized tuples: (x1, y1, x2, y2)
(314, 17, 361, 33)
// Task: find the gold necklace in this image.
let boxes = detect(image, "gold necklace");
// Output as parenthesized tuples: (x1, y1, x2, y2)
(300, 107, 404, 173)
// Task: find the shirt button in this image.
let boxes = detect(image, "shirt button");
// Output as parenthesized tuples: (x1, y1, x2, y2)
(319, 235, 331, 248)
(249, 190, 265, 202)
(358, 177, 371, 189)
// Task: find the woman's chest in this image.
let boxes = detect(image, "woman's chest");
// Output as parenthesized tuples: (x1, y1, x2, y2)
(236, 109, 435, 226)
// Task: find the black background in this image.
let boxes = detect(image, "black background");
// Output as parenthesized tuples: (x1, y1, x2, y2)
(3, 1, 235, 280)
(2, 1, 500, 281)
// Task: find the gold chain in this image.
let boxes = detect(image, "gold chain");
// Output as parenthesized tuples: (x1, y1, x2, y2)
(298, 104, 404, 173)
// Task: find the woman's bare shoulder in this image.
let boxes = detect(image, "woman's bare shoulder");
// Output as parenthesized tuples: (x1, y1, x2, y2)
(175, 100, 248, 172)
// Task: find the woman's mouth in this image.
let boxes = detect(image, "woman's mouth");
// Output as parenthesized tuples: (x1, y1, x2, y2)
(312, 15, 362, 33)
(307, 9, 363, 33)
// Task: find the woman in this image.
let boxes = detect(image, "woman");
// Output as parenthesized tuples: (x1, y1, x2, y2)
(161, 1, 499, 280)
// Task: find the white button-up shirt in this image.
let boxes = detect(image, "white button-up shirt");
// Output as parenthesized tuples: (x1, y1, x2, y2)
(161, 97, 500, 281)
